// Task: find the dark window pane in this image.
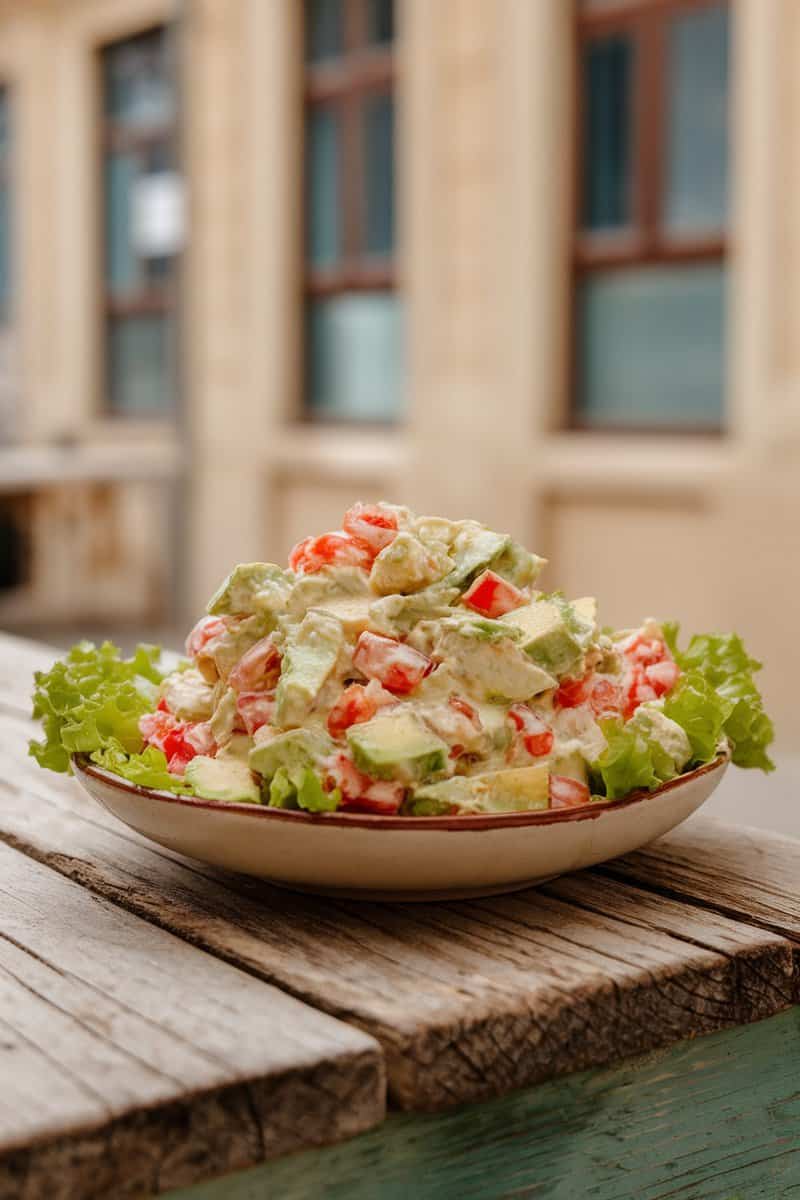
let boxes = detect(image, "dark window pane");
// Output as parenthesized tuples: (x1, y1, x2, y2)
(665, 4, 729, 234)
(306, 107, 341, 267)
(107, 314, 173, 414)
(576, 264, 725, 428)
(582, 35, 633, 231)
(367, 0, 394, 45)
(305, 0, 343, 62)
(103, 28, 174, 129)
(306, 293, 403, 421)
(363, 93, 394, 256)
(104, 152, 139, 295)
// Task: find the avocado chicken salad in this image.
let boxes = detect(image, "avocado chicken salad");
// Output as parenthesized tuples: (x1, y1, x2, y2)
(30, 502, 775, 816)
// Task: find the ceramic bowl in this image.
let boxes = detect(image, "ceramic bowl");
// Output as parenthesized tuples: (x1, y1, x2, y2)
(71, 752, 729, 900)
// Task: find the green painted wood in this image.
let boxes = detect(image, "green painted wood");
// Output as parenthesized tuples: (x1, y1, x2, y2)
(167, 1007, 800, 1200)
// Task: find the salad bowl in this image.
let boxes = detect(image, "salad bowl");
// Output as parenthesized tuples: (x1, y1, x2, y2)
(72, 751, 729, 900)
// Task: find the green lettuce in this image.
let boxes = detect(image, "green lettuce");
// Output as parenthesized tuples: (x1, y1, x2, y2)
(267, 765, 341, 813)
(663, 624, 775, 771)
(662, 670, 732, 766)
(29, 641, 165, 774)
(591, 719, 678, 801)
(89, 739, 194, 795)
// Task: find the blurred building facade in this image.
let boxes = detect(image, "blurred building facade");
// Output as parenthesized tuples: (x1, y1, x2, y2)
(0, 0, 797, 743)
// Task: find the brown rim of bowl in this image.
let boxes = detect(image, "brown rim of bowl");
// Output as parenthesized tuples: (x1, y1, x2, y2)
(72, 750, 730, 833)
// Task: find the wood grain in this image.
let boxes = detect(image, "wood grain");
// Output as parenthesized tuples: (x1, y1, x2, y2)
(0, 842, 383, 1199)
(601, 817, 800, 948)
(164, 1006, 800, 1200)
(0, 695, 793, 1111)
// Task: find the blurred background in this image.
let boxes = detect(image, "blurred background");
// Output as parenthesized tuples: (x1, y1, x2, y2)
(0, 0, 797, 825)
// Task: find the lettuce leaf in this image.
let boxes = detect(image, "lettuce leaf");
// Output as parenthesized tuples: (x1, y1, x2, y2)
(267, 765, 341, 813)
(663, 670, 733, 766)
(29, 641, 165, 774)
(663, 624, 775, 771)
(591, 719, 678, 801)
(89, 740, 194, 795)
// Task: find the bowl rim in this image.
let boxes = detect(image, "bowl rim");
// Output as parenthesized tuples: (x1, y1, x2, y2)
(72, 750, 729, 833)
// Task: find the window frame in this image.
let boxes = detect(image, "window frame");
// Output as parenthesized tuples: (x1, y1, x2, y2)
(97, 24, 179, 417)
(570, 0, 729, 434)
(301, 0, 399, 423)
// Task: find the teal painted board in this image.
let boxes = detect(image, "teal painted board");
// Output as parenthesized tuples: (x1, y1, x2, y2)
(167, 1007, 800, 1200)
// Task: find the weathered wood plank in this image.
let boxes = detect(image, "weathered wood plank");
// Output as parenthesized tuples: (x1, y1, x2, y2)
(0, 842, 384, 1199)
(0, 704, 793, 1112)
(601, 816, 800, 945)
(0, 633, 60, 717)
(164, 1006, 800, 1200)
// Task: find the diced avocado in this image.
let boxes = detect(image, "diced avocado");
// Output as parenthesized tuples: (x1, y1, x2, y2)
(210, 687, 238, 746)
(207, 563, 291, 619)
(500, 600, 584, 677)
(502, 595, 598, 676)
(572, 596, 598, 632)
(185, 756, 260, 804)
(249, 726, 334, 781)
(274, 610, 344, 727)
(368, 586, 459, 637)
(444, 526, 510, 589)
(370, 532, 453, 595)
(440, 613, 522, 644)
(436, 628, 556, 702)
(474, 701, 514, 753)
(160, 666, 214, 721)
(347, 712, 448, 783)
(491, 540, 547, 588)
(410, 764, 550, 814)
(310, 594, 373, 639)
(287, 567, 369, 621)
(217, 733, 254, 764)
(550, 749, 589, 785)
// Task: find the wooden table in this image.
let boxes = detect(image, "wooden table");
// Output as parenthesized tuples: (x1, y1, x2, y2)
(1, 633, 798, 1199)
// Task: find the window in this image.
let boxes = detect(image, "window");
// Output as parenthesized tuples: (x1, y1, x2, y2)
(303, 0, 402, 422)
(0, 86, 10, 326)
(573, 0, 729, 430)
(100, 28, 180, 415)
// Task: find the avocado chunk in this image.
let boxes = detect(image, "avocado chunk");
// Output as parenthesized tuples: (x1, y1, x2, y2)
(409, 764, 550, 814)
(274, 610, 344, 727)
(368, 586, 459, 637)
(436, 627, 556, 702)
(444, 526, 510, 589)
(249, 726, 334, 781)
(370, 532, 453, 595)
(185, 756, 260, 804)
(287, 566, 369, 621)
(207, 563, 291, 619)
(491, 540, 547, 588)
(310, 594, 373, 639)
(440, 613, 523, 644)
(347, 712, 448, 783)
(501, 595, 598, 676)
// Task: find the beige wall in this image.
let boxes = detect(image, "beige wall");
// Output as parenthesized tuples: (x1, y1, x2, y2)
(1, 0, 796, 743)
(185, 0, 798, 746)
(0, 0, 179, 627)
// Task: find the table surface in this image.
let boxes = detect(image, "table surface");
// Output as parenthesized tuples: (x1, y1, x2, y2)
(1, 632, 798, 1198)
